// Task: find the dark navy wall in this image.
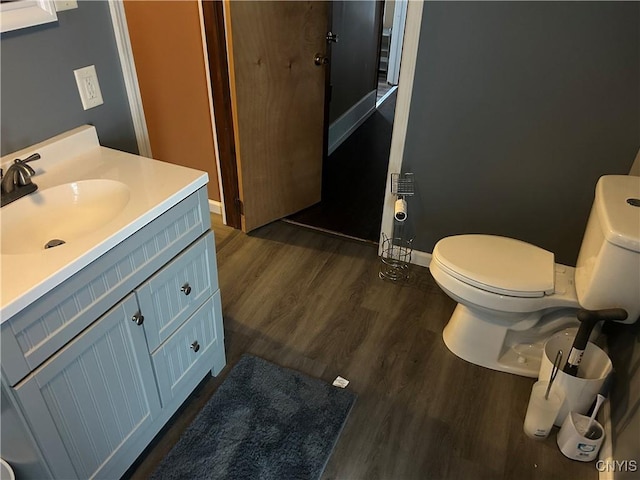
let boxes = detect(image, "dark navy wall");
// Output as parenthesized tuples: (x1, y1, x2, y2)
(329, 1, 381, 123)
(402, 2, 639, 265)
(1, 1, 137, 155)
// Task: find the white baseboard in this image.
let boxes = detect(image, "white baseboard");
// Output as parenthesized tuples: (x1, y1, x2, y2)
(376, 85, 398, 109)
(208, 199, 222, 215)
(410, 249, 432, 268)
(328, 89, 377, 155)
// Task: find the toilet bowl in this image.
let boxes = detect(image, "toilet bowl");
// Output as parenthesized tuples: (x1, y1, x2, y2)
(430, 175, 640, 377)
(431, 235, 581, 376)
(0, 459, 15, 480)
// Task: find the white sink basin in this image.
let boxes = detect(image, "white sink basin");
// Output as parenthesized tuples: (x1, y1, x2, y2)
(1, 125, 208, 322)
(1, 179, 130, 255)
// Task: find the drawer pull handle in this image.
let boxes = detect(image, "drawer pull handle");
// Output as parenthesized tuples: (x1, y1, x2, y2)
(191, 341, 200, 353)
(131, 312, 144, 326)
(181, 283, 192, 296)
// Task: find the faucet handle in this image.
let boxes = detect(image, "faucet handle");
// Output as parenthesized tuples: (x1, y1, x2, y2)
(13, 153, 39, 177)
(17, 153, 41, 164)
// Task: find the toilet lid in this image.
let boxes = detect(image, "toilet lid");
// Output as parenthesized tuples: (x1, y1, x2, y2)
(433, 235, 555, 297)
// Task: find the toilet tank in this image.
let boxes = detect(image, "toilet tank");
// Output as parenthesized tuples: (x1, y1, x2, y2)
(575, 175, 640, 323)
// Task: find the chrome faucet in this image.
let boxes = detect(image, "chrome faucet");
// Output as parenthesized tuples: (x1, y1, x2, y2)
(1, 153, 40, 206)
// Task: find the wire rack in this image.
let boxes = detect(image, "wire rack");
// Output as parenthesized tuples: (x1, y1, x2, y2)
(379, 233, 413, 282)
(391, 173, 415, 197)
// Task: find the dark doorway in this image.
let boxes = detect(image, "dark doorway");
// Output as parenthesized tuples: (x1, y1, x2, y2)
(285, 91, 397, 243)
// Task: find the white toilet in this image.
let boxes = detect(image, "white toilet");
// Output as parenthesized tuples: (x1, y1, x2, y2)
(430, 175, 640, 377)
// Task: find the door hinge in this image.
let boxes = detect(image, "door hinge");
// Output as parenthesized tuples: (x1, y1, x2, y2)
(235, 198, 244, 216)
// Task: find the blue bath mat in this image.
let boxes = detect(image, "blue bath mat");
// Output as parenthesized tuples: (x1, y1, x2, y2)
(150, 354, 356, 480)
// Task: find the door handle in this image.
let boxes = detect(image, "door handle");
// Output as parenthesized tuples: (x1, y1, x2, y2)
(314, 53, 329, 66)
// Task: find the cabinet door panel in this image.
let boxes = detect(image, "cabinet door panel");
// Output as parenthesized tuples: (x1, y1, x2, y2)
(14, 294, 161, 480)
(152, 291, 224, 405)
(136, 231, 218, 352)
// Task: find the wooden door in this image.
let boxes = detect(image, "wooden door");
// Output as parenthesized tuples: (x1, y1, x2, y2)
(224, 1, 329, 232)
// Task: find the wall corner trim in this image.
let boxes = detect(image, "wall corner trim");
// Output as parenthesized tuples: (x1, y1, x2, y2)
(378, 1, 423, 256)
(108, 1, 152, 158)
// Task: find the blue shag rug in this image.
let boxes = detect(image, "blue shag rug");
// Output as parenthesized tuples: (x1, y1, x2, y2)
(150, 354, 356, 480)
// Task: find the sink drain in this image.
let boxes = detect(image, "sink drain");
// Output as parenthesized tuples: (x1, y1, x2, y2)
(44, 239, 66, 249)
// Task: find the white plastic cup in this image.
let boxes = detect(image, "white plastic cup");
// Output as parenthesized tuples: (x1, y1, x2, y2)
(557, 412, 605, 462)
(523, 380, 565, 439)
(539, 330, 612, 426)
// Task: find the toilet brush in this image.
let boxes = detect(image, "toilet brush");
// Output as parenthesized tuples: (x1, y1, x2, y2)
(545, 350, 563, 400)
(585, 394, 605, 439)
(587, 371, 614, 416)
(562, 308, 627, 377)
(583, 371, 614, 440)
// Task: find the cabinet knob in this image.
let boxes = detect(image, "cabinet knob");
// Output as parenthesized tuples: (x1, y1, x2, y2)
(131, 312, 144, 326)
(191, 341, 200, 353)
(181, 283, 192, 296)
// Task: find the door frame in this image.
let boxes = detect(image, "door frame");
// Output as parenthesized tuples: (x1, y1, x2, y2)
(201, 0, 241, 228)
(386, 0, 408, 86)
(379, 0, 423, 256)
(107, 1, 152, 158)
(111, 0, 424, 244)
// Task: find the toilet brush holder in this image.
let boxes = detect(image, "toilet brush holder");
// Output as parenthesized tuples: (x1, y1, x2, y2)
(557, 412, 604, 462)
(539, 330, 612, 426)
(523, 380, 565, 439)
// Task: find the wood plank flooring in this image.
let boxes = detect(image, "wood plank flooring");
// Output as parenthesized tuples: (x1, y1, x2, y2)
(126, 216, 596, 480)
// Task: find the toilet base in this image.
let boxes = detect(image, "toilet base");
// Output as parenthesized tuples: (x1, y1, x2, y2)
(443, 304, 579, 377)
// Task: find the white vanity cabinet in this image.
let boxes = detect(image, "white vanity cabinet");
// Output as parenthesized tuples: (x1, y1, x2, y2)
(1, 187, 226, 480)
(12, 294, 162, 479)
(135, 230, 225, 407)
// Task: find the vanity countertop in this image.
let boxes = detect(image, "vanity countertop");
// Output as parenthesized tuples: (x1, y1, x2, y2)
(0, 126, 208, 323)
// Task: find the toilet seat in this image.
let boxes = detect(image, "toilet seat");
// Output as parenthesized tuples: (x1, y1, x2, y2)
(433, 235, 555, 298)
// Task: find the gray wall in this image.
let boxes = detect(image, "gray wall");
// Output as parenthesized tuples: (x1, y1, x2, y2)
(329, 1, 381, 123)
(401, 1, 639, 266)
(1, 1, 137, 156)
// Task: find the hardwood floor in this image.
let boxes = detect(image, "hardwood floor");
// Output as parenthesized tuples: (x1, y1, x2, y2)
(127, 215, 596, 480)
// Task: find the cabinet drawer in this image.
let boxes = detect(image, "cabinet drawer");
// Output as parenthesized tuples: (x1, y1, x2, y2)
(1, 188, 210, 387)
(136, 231, 218, 352)
(151, 291, 224, 405)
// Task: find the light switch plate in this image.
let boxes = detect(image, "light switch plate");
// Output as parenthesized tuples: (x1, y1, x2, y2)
(74, 65, 103, 110)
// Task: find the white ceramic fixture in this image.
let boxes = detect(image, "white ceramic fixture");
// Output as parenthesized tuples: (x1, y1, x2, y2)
(430, 175, 640, 377)
(0, 125, 208, 322)
(1, 180, 130, 255)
